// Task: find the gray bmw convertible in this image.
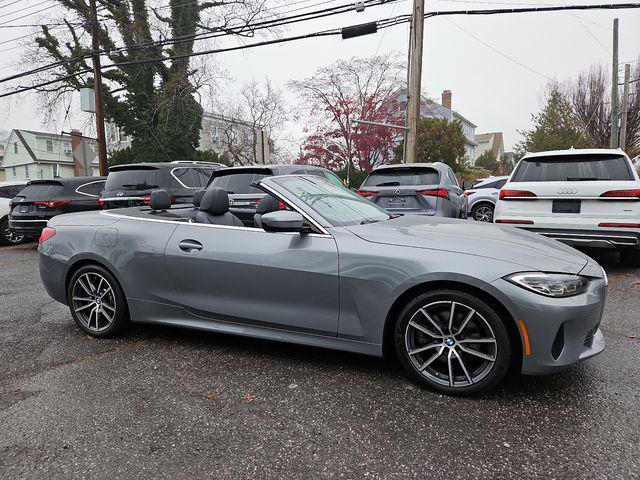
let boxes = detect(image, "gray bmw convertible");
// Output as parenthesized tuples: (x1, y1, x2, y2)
(38, 175, 606, 395)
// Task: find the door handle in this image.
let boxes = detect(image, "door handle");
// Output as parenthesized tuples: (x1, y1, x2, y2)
(178, 239, 203, 253)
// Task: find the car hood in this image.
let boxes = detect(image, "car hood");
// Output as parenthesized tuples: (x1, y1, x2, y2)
(345, 215, 590, 274)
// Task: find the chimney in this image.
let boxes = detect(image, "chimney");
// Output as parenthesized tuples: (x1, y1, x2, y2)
(442, 90, 452, 109)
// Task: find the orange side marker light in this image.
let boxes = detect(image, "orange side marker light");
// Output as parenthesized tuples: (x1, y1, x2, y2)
(518, 319, 531, 356)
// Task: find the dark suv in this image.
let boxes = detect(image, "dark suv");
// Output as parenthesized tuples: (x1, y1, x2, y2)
(206, 164, 345, 226)
(101, 161, 224, 209)
(9, 177, 106, 238)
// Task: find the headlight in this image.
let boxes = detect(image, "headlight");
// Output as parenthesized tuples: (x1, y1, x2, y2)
(506, 272, 589, 298)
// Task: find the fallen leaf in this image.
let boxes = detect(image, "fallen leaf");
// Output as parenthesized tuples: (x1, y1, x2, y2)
(169, 368, 184, 380)
(242, 393, 256, 403)
(200, 391, 220, 401)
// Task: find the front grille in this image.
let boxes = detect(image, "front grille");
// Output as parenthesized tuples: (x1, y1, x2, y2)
(584, 325, 599, 348)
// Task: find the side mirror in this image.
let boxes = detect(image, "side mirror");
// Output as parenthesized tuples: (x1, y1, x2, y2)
(261, 210, 306, 233)
(462, 180, 473, 190)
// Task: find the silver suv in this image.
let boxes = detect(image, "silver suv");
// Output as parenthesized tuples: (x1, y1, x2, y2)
(465, 176, 509, 222)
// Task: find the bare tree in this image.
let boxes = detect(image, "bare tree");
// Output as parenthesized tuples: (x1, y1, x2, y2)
(288, 53, 406, 172)
(208, 78, 289, 165)
(571, 62, 640, 158)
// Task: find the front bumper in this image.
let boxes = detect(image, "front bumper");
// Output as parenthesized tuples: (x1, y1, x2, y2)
(9, 219, 48, 236)
(491, 276, 607, 375)
(522, 227, 640, 251)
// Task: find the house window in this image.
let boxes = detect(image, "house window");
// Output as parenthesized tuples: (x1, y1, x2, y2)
(13, 142, 18, 154)
(24, 165, 29, 178)
(63, 142, 71, 156)
(46, 140, 54, 152)
(53, 164, 61, 178)
(11, 166, 16, 177)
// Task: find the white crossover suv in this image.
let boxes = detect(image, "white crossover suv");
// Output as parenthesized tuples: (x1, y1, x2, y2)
(494, 149, 640, 266)
(0, 180, 28, 246)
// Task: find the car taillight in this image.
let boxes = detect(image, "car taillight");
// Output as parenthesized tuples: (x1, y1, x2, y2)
(34, 200, 70, 208)
(417, 188, 449, 199)
(39, 227, 56, 244)
(278, 201, 287, 210)
(495, 219, 535, 225)
(356, 190, 376, 198)
(499, 190, 537, 200)
(463, 190, 475, 196)
(97, 197, 105, 208)
(598, 222, 640, 228)
(142, 196, 151, 205)
(599, 189, 640, 199)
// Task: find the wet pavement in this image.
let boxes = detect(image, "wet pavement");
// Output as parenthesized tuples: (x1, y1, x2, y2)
(0, 244, 638, 479)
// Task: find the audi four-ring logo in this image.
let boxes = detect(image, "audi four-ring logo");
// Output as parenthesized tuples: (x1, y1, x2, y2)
(557, 188, 578, 194)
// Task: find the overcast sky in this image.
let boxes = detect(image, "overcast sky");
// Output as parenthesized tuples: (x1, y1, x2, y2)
(1, 0, 639, 151)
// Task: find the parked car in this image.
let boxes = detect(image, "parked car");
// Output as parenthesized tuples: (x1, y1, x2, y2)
(101, 161, 223, 209)
(206, 164, 345, 226)
(39, 175, 606, 396)
(356, 163, 468, 218)
(0, 180, 29, 245)
(494, 148, 640, 266)
(9, 177, 105, 239)
(464, 176, 509, 222)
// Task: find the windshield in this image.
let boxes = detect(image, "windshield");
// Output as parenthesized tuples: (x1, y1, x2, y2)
(362, 168, 440, 187)
(105, 169, 163, 191)
(210, 172, 267, 194)
(272, 176, 391, 227)
(512, 155, 633, 182)
(172, 167, 216, 188)
(16, 183, 64, 200)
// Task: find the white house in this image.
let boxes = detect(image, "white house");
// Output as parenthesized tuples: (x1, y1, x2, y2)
(475, 132, 505, 162)
(0, 130, 99, 181)
(393, 89, 478, 164)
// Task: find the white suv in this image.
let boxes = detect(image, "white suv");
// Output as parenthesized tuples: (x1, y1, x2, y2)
(494, 148, 640, 266)
(0, 180, 29, 246)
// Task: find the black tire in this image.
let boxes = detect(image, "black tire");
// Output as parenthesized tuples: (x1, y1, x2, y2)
(0, 217, 25, 246)
(470, 203, 494, 222)
(621, 250, 640, 268)
(394, 290, 512, 396)
(67, 264, 129, 338)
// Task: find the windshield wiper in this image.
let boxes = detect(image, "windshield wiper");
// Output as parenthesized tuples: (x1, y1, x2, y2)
(375, 181, 400, 187)
(360, 219, 380, 225)
(566, 177, 610, 181)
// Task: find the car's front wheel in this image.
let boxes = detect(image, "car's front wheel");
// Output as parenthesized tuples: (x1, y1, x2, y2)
(394, 290, 512, 396)
(0, 217, 25, 246)
(471, 203, 494, 222)
(68, 265, 129, 337)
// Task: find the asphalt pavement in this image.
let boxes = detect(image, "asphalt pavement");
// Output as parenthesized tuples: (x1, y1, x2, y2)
(0, 243, 638, 479)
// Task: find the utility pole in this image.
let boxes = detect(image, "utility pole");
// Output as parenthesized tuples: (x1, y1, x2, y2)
(619, 63, 631, 151)
(89, 0, 108, 176)
(405, 0, 425, 164)
(609, 18, 619, 149)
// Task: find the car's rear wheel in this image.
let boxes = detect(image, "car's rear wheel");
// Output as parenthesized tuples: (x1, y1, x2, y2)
(620, 250, 640, 268)
(471, 203, 494, 222)
(0, 217, 25, 246)
(68, 265, 129, 337)
(394, 290, 511, 396)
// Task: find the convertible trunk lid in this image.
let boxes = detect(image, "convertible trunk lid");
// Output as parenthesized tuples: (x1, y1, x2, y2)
(346, 215, 590, 274)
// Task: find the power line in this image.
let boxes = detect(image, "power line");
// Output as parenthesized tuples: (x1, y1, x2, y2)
(0, 0, 398, 83)
(0, 0, 24, 11)
(2, 2, 640, 98)
(0, 3, 63, 27)
(0, 0, 57, 19)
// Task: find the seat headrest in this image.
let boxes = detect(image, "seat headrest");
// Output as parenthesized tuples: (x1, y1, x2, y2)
(150, 189, 171, 211)
(200, 187, 229, 216)
(256, 195, 280, 215)
(192, 189, 206, 208)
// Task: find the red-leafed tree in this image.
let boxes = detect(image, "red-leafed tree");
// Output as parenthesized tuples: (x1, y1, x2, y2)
(288, 53, 406, 174)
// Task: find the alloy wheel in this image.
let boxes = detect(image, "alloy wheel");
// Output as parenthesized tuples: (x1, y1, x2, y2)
(71, 272, 117, 333)
(473, 205, 493, 222)
(3, 226, 24, 245)
(404, 301, 497, 388)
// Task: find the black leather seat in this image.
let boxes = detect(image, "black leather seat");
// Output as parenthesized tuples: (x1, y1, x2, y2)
(195, 188, 243, 226)
(149, 190, 178, 218)
(254, 195, 281, 229)
(192, 189, 206, 208)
